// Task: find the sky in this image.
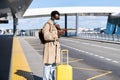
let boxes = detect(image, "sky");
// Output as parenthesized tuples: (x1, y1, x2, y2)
(0, 0, 120, 29)
(29, 0, 120, 8)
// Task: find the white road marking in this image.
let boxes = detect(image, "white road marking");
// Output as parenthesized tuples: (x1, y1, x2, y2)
(105, 58, 112, 61)
(61, 44, 119, 64)
(99, 56, 105, 59)
(82, 43, 120, 51)
(62, 38, 120, 51)
(94, 55, 99, 57)
(63, 39, 79, 43)
(112, 61, 119, 63)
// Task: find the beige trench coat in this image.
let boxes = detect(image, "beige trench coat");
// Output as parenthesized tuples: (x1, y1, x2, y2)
(42, 19, 61, 64)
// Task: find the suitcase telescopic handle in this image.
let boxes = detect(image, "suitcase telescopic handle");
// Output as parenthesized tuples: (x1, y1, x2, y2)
(61, 49, 69, 65)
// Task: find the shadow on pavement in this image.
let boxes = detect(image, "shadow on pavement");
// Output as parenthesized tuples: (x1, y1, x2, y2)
(33, 75, 43, 80)
(15, 70, 34, 80)
(15, 70, 43, 80)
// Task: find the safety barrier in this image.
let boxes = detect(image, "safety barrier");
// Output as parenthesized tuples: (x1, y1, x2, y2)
(78, 33, 120, 42)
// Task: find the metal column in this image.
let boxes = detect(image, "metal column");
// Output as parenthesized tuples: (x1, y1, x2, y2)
(13, 17, 18, 35)
(65, 14, 67, 37)
(75, 13, 79, 36)
(11, 8, 18, 36)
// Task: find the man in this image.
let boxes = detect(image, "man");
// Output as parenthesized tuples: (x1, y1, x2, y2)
(42, 11, 62, 80)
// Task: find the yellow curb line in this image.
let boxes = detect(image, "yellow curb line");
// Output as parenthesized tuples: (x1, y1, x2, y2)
(63, 57, 84, 63)
(87, 71, 112, 80)
(69, 59, 84, 63)
(11, 37, 32, 80)
(73, 67, 108, 72)
(73, 67, 112, 80)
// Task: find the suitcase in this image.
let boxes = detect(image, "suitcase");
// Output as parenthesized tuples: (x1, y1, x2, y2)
(56, 49, 73, 80)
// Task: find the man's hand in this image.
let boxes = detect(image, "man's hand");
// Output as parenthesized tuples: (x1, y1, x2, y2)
(58, 29, 66, 38)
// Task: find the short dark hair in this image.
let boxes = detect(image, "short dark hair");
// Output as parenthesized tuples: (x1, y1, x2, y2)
(51, 10, 60, 17)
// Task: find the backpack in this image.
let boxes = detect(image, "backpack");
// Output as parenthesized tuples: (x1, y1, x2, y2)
(38, 29, 46, 44)
(38, 22, 52, 44)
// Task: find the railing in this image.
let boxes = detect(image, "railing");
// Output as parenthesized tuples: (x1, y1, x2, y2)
(16, 29, 120, 42)
(78, 33, 120, 42)
(16, 30, 37, 37)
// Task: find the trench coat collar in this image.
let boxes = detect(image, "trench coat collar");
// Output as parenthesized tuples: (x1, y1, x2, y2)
(47, 19, 54, 25)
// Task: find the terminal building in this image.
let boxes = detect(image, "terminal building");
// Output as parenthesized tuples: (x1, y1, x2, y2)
(106, 15, 120, 34)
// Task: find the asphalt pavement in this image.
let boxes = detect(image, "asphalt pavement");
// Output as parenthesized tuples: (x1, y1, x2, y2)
(24, 37, 120, 80)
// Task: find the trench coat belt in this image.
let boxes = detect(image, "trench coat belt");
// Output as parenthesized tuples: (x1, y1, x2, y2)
(45, 40, 58, 43)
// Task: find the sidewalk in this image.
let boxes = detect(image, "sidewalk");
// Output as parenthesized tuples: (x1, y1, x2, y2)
(19, 37, 43, 80)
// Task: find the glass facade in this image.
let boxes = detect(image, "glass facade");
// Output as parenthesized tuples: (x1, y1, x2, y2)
(106, 16, 120, 34)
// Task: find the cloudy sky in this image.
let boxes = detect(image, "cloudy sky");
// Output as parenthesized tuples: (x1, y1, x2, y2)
(0, 0, 120, 29)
